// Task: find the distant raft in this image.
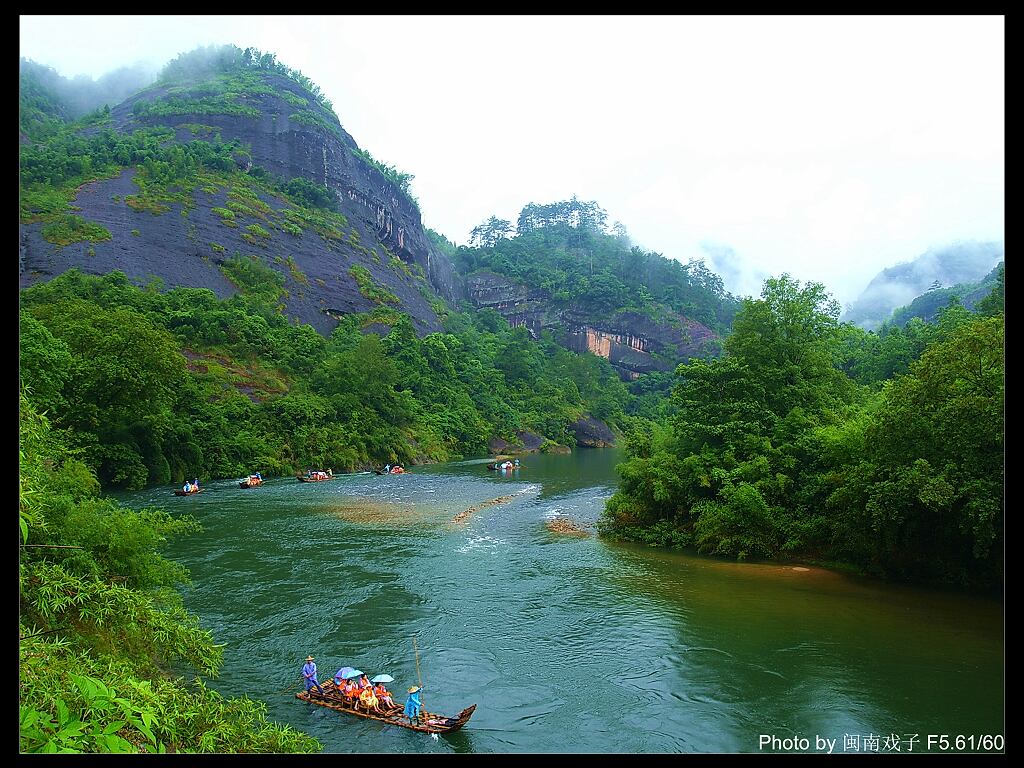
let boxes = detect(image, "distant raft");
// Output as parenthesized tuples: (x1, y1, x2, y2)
(486, 461, 521, 471)
(239, 474, 264, 488)
(297, 470, 335, 482)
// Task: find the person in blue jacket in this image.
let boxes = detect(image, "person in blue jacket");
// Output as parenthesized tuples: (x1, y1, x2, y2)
(302, 655, 324, 696)
(403, 685, 423, 723)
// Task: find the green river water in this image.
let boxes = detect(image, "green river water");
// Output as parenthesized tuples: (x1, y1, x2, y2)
(119, 449, 1004, 753)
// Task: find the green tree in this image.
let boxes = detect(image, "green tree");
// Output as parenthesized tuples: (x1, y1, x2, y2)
(25, 298, 187, 488)
(828, 316, 1004, 587)
(19, 396, 320, 753)
(602, 275, 858, 561)
(469, 216, 513, 247)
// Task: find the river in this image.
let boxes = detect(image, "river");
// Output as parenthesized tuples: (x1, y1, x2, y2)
(119, 449, 1004, 753)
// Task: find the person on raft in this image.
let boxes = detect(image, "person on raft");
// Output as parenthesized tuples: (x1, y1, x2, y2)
(302, 655, 324, 697)
(359, 683, 383, 714)
(375, 682, 395, 709)
(339, 677, 360, 707)
(404, 685, 423, 723)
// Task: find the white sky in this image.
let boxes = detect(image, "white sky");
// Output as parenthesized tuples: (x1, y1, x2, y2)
(20, 15, 1004, 304)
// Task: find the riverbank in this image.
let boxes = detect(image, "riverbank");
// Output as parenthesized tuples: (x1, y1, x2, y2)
(597, 521, 1003, 594)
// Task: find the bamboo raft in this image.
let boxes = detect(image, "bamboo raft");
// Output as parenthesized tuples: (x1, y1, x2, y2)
(296, 680, 476, 734)
(486, 462, 521, 471)
(172, 488, 203, 496)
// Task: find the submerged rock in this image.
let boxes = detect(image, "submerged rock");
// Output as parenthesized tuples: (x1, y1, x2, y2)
(545, 517, 591, 536)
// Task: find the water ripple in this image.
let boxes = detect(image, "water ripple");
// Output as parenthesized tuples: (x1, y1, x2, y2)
(109, 451, 1004, 753)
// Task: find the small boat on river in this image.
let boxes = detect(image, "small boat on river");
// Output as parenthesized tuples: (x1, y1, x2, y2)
(239, 473, 264, 488)
(487, 461, 521, 471)
(296, 680, 476, 734)
(173, 488, 203, 496)
(297, 470, 335, 482)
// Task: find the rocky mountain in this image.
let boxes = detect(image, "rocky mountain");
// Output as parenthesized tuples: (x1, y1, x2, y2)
(20, 52, 458, 336)
(20, 47, 731, 376)
(842, 241, 1004, 330)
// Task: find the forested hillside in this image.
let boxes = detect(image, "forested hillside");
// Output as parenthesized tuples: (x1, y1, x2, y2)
(601, 274, 1004, 590)
(887, 262, 1003, 328)
(445, 201, 736, 379)
(20, 46, 740, 490)
(842, 241, 1004, 330)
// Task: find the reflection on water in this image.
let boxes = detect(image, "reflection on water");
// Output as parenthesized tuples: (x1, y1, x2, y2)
(115, 449, 1003, 753)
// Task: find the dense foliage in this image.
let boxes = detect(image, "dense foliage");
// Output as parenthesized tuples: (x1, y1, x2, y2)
(19, 61, 71, 138)
(601, 275, 1004, 590)
(157, 45, 334, 112)
(19, 395, 320, 753)
(19, 121, 245, 230)
(20, 269, 638, 490)
(457, 198, 740, 334)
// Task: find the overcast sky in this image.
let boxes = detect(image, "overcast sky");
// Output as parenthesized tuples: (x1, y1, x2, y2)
(20, 15, 1004, 304)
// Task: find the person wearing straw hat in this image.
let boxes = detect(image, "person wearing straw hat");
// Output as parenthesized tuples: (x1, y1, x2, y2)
(403, 685, 423, 724)
(302, 655, 324, 697)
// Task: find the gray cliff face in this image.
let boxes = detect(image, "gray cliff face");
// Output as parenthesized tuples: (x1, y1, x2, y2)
(466, 271, 549, 335)
(20, 72, 462, 332)
(466, 271, 719, 379)
(116, 75, 463, 307)
(19, 169, 446, 335)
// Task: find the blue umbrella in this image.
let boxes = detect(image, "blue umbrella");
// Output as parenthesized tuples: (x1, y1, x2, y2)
(334, 666, 355, 681)
(341, 669, 364, 680)
(370, 674, 394, 684)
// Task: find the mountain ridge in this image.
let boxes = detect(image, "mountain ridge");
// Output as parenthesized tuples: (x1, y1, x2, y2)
(842, 240, 1004, 330)
(20, 46, 735, 378)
